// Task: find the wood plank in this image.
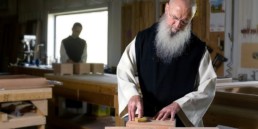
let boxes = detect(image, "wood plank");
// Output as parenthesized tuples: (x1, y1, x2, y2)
(216, 81, 258, 89)
(216, 78, 232, 83)
(0, 112, 8, 122)
(45, 74, 117, 95)
(0, 88, 52, 102)
(0, 75, 52, 90)
(0, 113, 45, 129)
(105, 127, 219, 129)
(32, 100, 48, 116)
(126, 119, 175, 129)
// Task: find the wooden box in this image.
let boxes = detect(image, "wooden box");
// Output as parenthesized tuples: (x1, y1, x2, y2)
(126, 119, 175, 129)
(73, 63, 91, 75)
(90, 63, 104, 74)
(52, 63, 73, 75)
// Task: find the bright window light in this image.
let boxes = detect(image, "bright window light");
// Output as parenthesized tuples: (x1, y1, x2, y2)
(54, 11, 108, 64)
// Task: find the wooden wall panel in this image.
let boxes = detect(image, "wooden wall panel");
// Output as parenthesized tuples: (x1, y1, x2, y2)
(192, 0, 225, 76)
(121, 0, 156, 53)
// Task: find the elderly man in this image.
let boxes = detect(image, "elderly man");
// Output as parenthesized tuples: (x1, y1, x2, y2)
(117, 0, 216, 127)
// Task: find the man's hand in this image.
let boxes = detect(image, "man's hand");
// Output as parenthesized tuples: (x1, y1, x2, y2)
(128, 95, 143, 121)
(154, 102, 180, 121)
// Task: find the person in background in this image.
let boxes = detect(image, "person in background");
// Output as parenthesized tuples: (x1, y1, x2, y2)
(60, 22, 87, 113)
(60, 22, 87, 63)
(117, 0, 216, 127)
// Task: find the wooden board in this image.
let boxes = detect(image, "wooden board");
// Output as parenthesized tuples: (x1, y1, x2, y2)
(0, 112, 8, 122)
(0, 75, 52, 90)
(126, 119, 175, 129)
(241, 43, 258, 68)
(0, 88, 52, 102)
(216, 81, 258, 89)
(106, 127, 219, 129)
(0, 113, 45, 129)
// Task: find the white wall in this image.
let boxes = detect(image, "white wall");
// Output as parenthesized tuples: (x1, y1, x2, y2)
(224, 0, 258, 80)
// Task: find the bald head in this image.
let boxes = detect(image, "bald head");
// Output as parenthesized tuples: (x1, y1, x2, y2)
(164, 0, 196, 33)
(169, 0, 196, 19)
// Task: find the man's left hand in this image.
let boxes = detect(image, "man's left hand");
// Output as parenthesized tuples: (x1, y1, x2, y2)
(154, 102, 180, 121)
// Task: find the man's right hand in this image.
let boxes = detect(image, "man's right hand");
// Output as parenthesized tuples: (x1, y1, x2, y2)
(128, 95, 143, 121)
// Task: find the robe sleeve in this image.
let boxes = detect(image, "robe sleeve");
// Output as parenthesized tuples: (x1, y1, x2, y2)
(117, 37, 139, 117)
(60, 41, 69, 63)
(81, 41, 87, 63)
(175, 49, 217, 126)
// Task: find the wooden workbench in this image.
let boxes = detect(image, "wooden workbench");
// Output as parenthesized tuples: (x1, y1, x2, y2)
(44, 73, 124, 128)
(204, 81, 258, 128)
(8, 66, 53, 77)
(0, 75, 52, 129)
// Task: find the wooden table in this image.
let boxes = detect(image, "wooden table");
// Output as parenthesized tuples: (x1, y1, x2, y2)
(204, 81, 258, 128)
(0, 75, 52, 129)
(45, 73, 124, 128)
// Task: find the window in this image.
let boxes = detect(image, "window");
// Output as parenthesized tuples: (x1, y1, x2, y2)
(47, 9, 108, 64)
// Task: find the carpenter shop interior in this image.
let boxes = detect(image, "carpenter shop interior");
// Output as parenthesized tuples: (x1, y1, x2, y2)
(0, 0, 258, 129)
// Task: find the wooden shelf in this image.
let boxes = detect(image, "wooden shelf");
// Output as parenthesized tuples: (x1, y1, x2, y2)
(0, 113, 45, 129)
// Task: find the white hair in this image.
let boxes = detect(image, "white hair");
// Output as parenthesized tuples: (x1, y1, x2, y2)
(155, 15, 191, 63)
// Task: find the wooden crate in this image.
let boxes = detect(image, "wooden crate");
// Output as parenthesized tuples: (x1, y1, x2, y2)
(73, 63, 91, 75)
(52, 63, 73, 75)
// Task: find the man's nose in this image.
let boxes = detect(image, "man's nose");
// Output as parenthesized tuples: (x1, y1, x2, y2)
(174, 20, 182, 29)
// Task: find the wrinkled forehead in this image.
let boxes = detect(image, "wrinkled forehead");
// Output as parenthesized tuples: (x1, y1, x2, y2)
(168, 0, 192, 19)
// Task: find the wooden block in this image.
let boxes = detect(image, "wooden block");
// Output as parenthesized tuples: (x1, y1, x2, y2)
(106, 127, 157, 129)
(90, 63, 104, 74)
(241, 43, 258, 68)
(174, 127, 219, 129)
(126, 119, 175, 129)
(0, 112, 8, 122)
(52, 63, 73, 75)
(0, 75, 52, 90)
(0, 88, 52, 102)
(106, 127, 218, 129)
(73, 63, 91, 75)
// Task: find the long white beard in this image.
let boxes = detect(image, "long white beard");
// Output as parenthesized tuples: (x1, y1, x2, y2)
(155, 15, 191, 63)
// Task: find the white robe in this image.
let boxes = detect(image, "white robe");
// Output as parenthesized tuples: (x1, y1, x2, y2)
(117, 37, 217, 127)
